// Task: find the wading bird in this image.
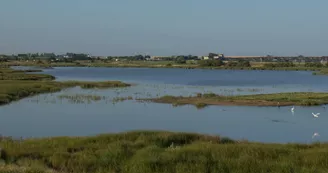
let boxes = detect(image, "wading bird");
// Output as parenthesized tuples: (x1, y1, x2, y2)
(312, 132, 320, 139)
(312, 112, 320, 118)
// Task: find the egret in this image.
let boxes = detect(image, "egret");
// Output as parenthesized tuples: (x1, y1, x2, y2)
(312, 113, 320, 118)
(291, 106, 295, 112)
(312, 132, 320, 139)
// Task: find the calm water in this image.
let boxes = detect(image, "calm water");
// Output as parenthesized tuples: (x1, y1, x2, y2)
(1, 67, 328, 143)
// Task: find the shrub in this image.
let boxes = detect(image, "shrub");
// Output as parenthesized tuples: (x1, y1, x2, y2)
(175, 57, 186, 64)
(195, 103, 207, 109)
(226, 60, 251, 67)
(264, 62, 295, 68)
(202, 93, 216, 98)
(304, 62, 324, 68)
(198, 60, 224, 67)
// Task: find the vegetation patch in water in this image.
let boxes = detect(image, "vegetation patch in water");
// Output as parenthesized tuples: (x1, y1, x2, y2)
(141, 92, 328, 107)
(56, 95, 134, 104)
(0, 68, 131, 105)
(57, 94, 105, 104)
(112, 96, 134, 103)
(59, 81, 130, 89)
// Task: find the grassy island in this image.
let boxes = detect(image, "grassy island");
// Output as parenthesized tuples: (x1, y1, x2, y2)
(0, 68, 131, 105)
(141, 92, 328, 108)
(0, 131, 327, 173)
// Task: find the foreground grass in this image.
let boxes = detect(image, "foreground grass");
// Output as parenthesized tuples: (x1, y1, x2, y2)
(0, 68, 131, 105)
(0, 131, 327, 173)
(141, 92, 328, 108)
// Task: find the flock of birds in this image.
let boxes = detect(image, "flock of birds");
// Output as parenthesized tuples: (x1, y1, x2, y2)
(290, 106, 321, 139)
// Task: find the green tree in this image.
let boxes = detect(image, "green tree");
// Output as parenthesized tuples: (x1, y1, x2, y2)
(198, 60, 224, 67)
(175, 57, 186, 64)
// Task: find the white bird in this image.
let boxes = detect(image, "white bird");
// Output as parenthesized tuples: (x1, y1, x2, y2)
(291, 106, 295, 112)
(312, 132, 320, 139)
(312, 112, 320, 118)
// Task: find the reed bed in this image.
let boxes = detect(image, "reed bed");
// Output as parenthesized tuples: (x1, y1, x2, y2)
(141, 92, 328, 108)
(0, 68, 131, 105)
(0, 131, 327, 173)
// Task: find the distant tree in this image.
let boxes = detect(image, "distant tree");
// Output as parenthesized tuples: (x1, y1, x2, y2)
(63, 58, 73, 63)
(199, 59, 224, 67)
(304, 62, 324, 68)
(175, 57, 186, 64)
(31, 53, 40, 58)
(71, 54, 91, 60)
(225, 60, 251, 67)
(134, 55, 145, 60)
(237, 60, 251, 67)
(226, 61, 238, 67)
(264, 62, 295, 68)
(0, 57, 8, 62)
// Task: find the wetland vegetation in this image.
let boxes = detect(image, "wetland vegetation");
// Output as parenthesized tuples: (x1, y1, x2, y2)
(55, 94, 134, 104)
(142, 92, 328, 108)
(0, 131, 328, 173)
(0, 68, 131, 105)
(2, 65, 328, 172)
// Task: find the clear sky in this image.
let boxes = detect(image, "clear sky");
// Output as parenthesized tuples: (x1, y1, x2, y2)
(0, 0, 327, 56)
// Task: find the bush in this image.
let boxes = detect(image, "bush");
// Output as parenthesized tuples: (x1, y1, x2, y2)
(263, 62, 295, 68)
(202, 93, 216, 98)
(198, 60, 224, 67)
(304, 62, 324, 68)
(226, 60, 251, 67)
(195, 103, 207, 109)
(175, 57, 186, 64)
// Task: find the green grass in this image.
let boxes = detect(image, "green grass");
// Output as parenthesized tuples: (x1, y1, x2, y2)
(0, 131, 327, 173)
(0, 68, 55, 80)
(142, 92, 328, 107)
(0, 68, 131, 105)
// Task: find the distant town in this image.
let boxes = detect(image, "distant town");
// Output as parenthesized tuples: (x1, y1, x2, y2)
(1, 52, 328, 63)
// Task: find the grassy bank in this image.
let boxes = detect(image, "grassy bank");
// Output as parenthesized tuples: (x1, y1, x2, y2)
(141, 92, 328, 108)
(0, 68, 131, 105)
(0, 131, 327, 173)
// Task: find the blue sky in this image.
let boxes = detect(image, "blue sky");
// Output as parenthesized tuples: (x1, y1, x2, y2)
(0, 0, 327, 56)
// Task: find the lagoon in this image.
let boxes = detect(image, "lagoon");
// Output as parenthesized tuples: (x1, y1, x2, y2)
(1, 67, 328, 143)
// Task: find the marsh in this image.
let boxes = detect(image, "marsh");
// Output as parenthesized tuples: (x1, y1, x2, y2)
(2, 66, 328, 143)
